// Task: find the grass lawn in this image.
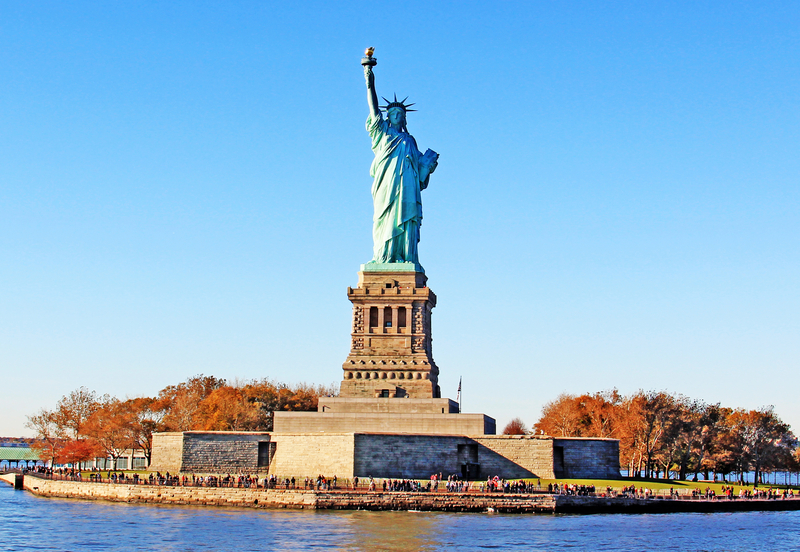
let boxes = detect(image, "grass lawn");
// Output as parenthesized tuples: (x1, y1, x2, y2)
(531, 477, 799, 494)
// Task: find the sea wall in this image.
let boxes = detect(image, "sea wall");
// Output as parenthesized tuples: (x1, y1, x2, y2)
(20, 475, 555, 512)
(1, 472, 22, 489)
(18, 476, 800, 514)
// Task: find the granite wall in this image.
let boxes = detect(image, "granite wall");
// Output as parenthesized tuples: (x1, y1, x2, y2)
(268, 433, 355, 478)
(554, 438, 620, 479)
(273, 411, 494, 435)
(150, 432, 272, 474)
(149, 431, 619, 481)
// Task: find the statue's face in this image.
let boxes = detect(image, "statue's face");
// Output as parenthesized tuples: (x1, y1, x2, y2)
(387, 108, 405, 127)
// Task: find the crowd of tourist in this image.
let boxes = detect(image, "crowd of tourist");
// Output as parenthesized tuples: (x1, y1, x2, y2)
(14, 465, 799, 500)
(548, 483, 596, 496)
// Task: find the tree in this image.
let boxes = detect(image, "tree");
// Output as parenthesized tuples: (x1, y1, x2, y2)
(635, 391, 681, 478)
(578, 390, 621, 438)
(242, 379, 335, 431)
(195, 387, 264, 431)
(534, 393, 584, 437)
(124, 397, 169, 467)
(83, 399, 136, 470)
(26, 409, 63, 465)
(53, 387, 103, 439)
(60, 439, 98, 468)
(727, 406, 797, 486)
(160, 375, 226, 431)
(706, 413, 741, 482)
(502, 417, 529, 435)
(658, 397, 706, 480)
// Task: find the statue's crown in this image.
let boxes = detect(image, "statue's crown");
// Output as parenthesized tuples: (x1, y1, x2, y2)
(380, 94, 416, 113)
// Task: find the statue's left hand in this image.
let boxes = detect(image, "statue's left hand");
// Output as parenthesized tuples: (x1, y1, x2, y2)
(421, 149, 438, 174)
(424, 160, 438, 174)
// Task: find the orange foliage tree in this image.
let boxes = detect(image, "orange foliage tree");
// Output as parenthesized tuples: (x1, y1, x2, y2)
(26, 409, 64, 465)
(502, 417, 529, 435)
(83, 399, 136, 470)
(534, 389, 798, 482)
(123, 397, 170, 466)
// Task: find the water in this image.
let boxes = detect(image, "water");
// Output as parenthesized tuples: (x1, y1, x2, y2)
(1, 484, 799, 551)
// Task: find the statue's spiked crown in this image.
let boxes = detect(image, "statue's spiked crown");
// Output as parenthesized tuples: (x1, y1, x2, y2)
(381, 94, 416, 113)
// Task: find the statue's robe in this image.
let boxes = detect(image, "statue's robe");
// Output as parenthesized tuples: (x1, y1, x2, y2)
(367, 112, 429, 264)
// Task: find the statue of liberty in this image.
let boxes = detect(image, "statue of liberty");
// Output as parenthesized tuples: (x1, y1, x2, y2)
(362, 49, 438, 270)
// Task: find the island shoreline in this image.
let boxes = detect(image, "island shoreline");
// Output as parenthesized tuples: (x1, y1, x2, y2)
(4, 473, 800, 514)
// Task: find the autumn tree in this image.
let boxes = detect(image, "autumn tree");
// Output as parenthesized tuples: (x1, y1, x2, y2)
(533, 388, 798, 481)
(502, 417, 529, 435)
(534, 393, 585, 437)
(124, 397, 169, 466)
(727, 406, 796, 485)
(630, 391, 682, 478)
(242, 379, 336, 431)
(60, 439, 98, 467)
(26, 409, 63, 465)
(27, 388, 105, 466)
(159, 375, 226, 431)
(791, 447, 800, 476)
(656, 396, 704, 480)
(578, 390, 621, 438)
(53, 387, 104, 439)
(83, 399, 136, 469)
(194, 386, 264, 431)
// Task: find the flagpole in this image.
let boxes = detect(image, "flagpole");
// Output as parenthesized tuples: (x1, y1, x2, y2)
(457, 377, 462, 413)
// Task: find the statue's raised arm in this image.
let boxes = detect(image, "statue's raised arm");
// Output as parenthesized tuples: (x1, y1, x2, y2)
(362, 48, 381, 120)
(360, 48, 439, 271)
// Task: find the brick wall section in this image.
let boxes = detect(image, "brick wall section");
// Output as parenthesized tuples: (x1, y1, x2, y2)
(318, 397, 459, 414)
(273, 412, 493, 435)
(150, 432, 272, 474)
(353, 434, 467, 478)
(473, 436, 556, 479)
(181, 432, 271, 474)
(149, 432, 184, 473)
(554, 438, 620, 479)
(0, 473, 22, 488)
(269, 433, 355, 479)
(352, 435, 557, 479)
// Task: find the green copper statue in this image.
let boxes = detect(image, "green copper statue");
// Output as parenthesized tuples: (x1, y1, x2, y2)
(362, 48, 439, 270)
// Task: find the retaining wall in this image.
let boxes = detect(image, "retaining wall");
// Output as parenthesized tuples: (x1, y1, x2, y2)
(19, 476, 800, 514)
(0, 472, 22, 489)
(20, 475, 555, 512)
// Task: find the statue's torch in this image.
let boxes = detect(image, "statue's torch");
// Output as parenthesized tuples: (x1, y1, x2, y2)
(361, 47, 377, 67)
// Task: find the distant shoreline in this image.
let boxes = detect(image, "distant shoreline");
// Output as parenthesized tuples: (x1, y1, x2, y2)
(4, 473, 800, 514)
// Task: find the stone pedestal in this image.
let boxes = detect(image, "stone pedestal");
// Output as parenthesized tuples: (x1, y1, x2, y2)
(273, 264, 497, 437)
(340, 265, 440, 399)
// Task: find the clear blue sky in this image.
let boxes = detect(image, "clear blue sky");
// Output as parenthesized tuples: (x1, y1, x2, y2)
(2, 1, 798, 437)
